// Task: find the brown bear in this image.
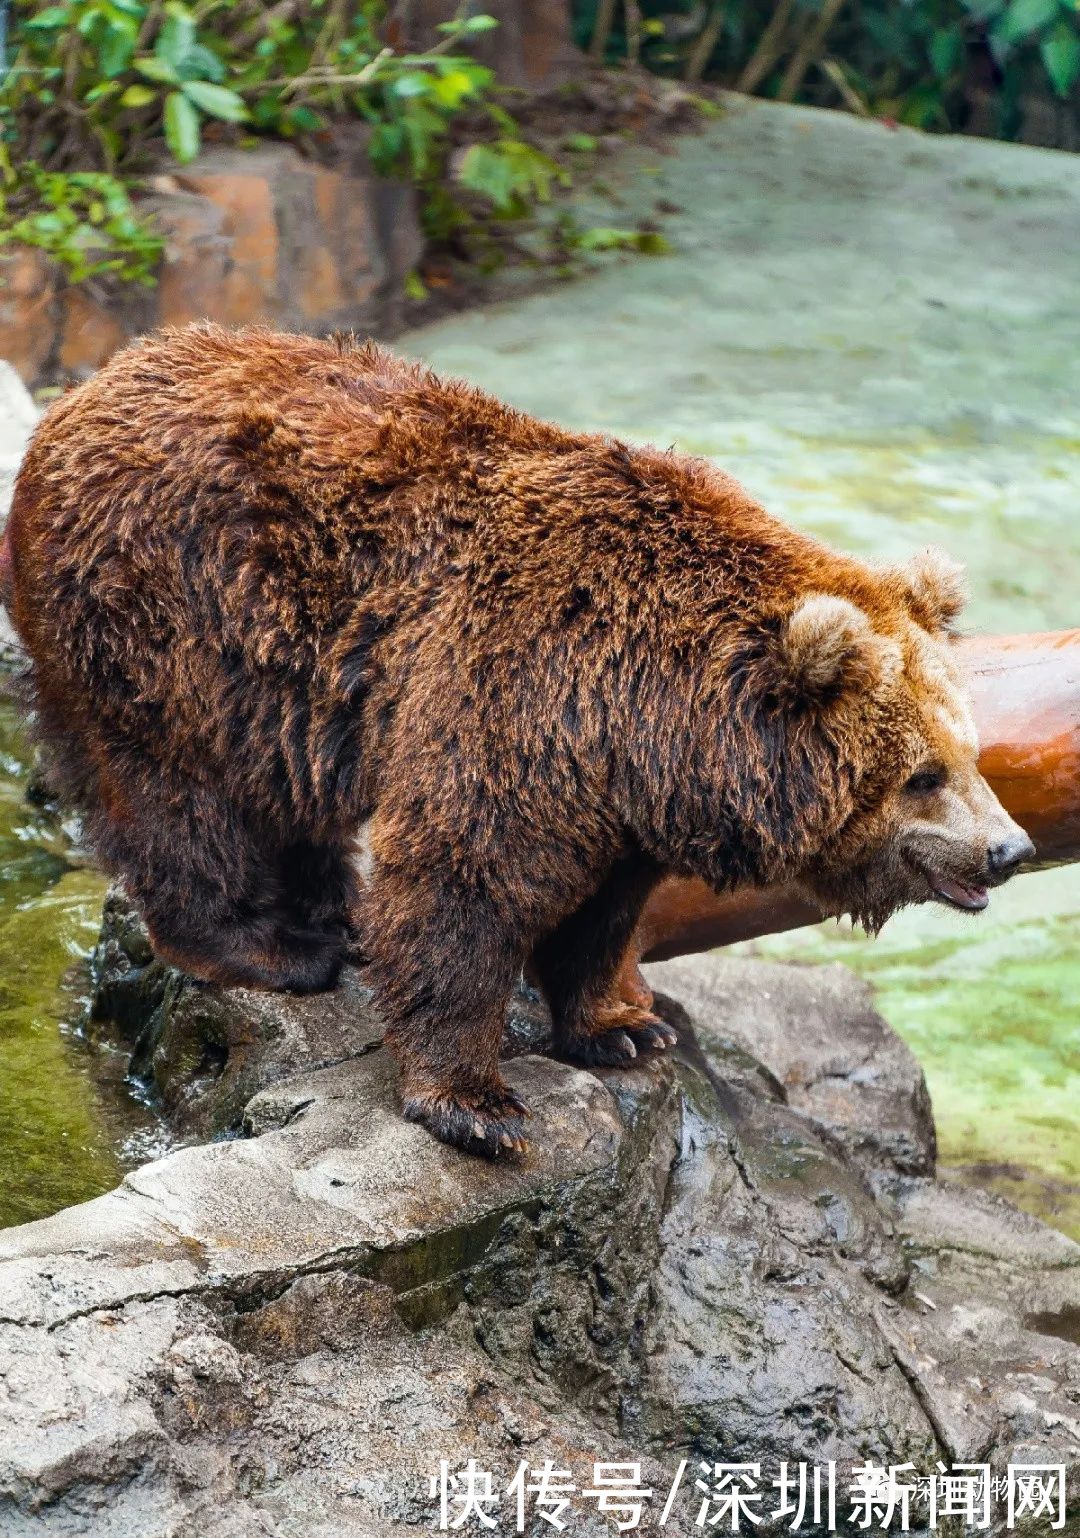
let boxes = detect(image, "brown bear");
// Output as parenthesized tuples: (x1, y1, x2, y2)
(5, 324, 1032, 1157)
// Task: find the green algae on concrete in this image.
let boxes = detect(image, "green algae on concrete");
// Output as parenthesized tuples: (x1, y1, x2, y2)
(402, 95, 1080, 1235)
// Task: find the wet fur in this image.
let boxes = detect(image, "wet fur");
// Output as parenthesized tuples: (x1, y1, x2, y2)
(7, 324, 971, 1155)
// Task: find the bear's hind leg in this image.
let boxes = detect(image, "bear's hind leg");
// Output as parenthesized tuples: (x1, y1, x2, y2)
(146, 906, 345, 993)
(534, 853, 677, 1067)
(98, 785, 345, 993)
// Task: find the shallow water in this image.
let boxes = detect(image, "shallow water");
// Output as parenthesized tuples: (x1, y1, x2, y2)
(1, 96, 1077, 1232)
(0, 690, 160, 1227)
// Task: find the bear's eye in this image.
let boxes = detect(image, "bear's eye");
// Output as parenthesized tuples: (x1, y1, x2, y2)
(905, 767, 946, 796)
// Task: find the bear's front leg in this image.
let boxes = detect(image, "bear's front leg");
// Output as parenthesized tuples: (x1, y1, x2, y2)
(363, 863, 530, 1158)
(533, 852, 678, 1067)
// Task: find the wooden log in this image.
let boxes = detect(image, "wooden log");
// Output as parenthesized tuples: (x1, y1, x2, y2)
(618, 630, 1080, 997)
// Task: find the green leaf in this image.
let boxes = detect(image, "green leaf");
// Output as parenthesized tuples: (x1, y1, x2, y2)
(574, 226, 635, 251)
(134, 55, 180, 84)
(119, 83, 157, 108)
(961, 0, 1005, 21)
(436, 13, 499, 33)
(456, 143, 514, 210)
(634, 230, 673, 255)
(1041, 19, 1080, 93)
(929, 26, 963, 75)
(164, 89, 200, 162)
(27, 211, 67, 234)
(285, 104, 322, 133)
(391, 71, 432, 98)
(155, 3, 196, 71)
(456, 139, 559, 214)
(181, 81, 248, 121)
(429, 67, 482, 109)
(368, 120, 405, 171)
(84, 80, 121, 103)
(565, 131, 598, 152)
(1001, 0, 1059, 42)
(77, 8, 104, 39)
(97, 19, 137, 77)
(181, 43, 227, 83)
(570, 225, 673, 255)
(686, 93, 724, 117)
(399, 102, 445, 178)
(21, 6, 71, 27)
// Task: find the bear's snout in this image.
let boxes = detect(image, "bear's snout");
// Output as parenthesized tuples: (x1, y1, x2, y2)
(988, 832, 1035, 881)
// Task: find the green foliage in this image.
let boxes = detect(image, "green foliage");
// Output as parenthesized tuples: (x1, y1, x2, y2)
(572, 0, 1080, 136)
(0, 160, 163, 280)
(456, 138, 563, 215)
(0, 2, 569, 284)
(1042, 23, 1080, 98)
(574, 224, 671, 253)
(2, 1, 512, 170)
(553, 214, 673, 257)
(840, 0, 1080, 127)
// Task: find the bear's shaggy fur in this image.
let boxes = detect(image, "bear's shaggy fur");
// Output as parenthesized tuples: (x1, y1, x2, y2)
(6, 325, 1002, 1155)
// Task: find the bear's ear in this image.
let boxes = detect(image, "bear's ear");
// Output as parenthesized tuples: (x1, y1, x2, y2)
(901, 546, 967, 633)
(779, 594, 899, 702)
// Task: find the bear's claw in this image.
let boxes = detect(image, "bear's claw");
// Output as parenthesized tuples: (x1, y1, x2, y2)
(558, 1009, 678, 1067)
(402, 1086, 530, 1160)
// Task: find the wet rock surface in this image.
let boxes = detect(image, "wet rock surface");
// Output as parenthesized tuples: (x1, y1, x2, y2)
(645, 954, 937, 1180)
(0, 903, 1076, 1535)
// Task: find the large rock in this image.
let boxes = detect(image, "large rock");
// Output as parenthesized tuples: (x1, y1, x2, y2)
(0, 139, 423, 390)
(0, 928, 1076, 1535)
(645, 953, 937, 1179)
(89, 886, 548, 1140)
(151, 139, 421, 339)
(0, 249, 58, 385)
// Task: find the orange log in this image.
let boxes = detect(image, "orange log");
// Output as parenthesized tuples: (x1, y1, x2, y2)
(619, 630, 1080, 996)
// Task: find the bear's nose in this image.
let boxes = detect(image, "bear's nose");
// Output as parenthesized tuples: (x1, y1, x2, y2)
(988, 833, 1035, 878)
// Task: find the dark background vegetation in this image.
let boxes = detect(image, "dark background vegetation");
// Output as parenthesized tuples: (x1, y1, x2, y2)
(1, 0, 1077, 289)
(574, 0, 1080, 138)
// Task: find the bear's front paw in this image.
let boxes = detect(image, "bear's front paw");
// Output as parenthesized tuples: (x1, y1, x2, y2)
(402, 1083, 531, 1160)
(556, 1003, 678, 1067)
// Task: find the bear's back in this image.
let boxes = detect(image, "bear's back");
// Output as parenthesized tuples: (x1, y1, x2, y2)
(10, 327, 528, 682)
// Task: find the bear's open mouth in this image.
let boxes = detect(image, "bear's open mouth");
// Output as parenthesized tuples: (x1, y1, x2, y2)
(929, 876, 989, 912)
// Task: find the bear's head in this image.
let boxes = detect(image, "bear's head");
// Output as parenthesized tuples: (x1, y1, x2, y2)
(780, 547, 1033, 933)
